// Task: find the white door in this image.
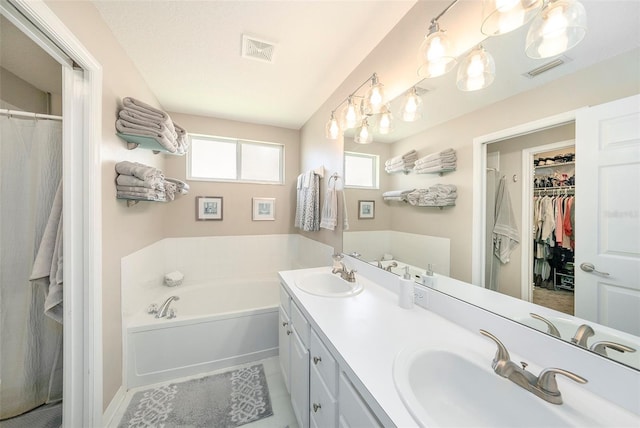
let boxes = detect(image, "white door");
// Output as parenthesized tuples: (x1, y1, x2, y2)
(575, 94, 640, 336)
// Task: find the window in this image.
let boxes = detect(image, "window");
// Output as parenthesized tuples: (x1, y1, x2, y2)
(188, 135, 284, 184)
(344, 151, 379, 189)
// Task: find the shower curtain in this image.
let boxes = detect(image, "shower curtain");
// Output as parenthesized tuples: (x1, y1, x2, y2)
(0, 116, 63, 419)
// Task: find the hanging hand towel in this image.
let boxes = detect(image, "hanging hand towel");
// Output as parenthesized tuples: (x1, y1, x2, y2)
(341, 190, 349, 231)
(493, 176, 520, 264)
(320, 185, 338, 230)
(30, 181, 64, 324)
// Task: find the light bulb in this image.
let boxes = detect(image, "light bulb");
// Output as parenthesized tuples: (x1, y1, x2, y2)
(457, 46, 495, 91)
(417, 23, 457, 78)
(400, 88, 423, 122)
(325, 112, 340, 140)
(354, 119, 373, 144)
(525, 0, 587, 59)
(340, 96, 360, 129)
(481, 0, 543, 36)
(377, 107, 393, 135)
(537, 6, 569, 57)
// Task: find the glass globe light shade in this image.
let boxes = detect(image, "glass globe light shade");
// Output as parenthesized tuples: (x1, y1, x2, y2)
(417, 22, 457, 78)
(377, 106, 394, 135)
(525, 0, 587, 59)
(481, 0, 543, 36)
(325, 112, 340, 140)
(340, 96, 361, 129)
(363, 74, 385, 115)
(399, 87, 423, 122)
(354, 119, 373, 144)
(456, 46, 496, 91)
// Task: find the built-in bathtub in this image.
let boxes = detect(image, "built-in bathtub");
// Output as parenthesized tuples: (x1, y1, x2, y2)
(125, 278, 280, 388)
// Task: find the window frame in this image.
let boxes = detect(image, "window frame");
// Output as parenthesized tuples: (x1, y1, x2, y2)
(343, 151, 380, 190)
(187, 134, 285, 185)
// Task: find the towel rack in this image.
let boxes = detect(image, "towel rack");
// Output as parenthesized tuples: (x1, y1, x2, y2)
(328, 173, 340, 187)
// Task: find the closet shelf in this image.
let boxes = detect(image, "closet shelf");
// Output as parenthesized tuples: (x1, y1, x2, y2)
(116, 132, 184, 155)
(534, 161, 575, 169)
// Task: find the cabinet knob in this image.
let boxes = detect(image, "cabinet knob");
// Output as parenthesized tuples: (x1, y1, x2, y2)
(286, 329, 292, 336)
(313, 403, 321, 413)
(313, 356, 322, 365)
(282, 321, 288, 327)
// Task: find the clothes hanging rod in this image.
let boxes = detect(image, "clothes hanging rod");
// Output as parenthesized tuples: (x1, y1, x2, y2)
(0, 108, 62, 121)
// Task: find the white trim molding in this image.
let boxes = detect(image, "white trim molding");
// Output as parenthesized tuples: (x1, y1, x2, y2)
(2, 1, 104, 426)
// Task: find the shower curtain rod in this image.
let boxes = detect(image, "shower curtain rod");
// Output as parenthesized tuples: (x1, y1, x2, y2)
(0, 108, 62, 121)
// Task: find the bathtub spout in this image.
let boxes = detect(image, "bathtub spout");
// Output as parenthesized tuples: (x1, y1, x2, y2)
(156, 295, 180, 318)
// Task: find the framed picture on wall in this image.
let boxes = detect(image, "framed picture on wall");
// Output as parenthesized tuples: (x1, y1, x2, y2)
(252, 197, 276, 221)
(196, 196, 223, 221)
(358, 200, 375, 219)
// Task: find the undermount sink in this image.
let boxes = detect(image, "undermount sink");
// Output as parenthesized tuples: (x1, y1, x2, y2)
(393, 344, 603, 428)
(295, 272, 363, 297)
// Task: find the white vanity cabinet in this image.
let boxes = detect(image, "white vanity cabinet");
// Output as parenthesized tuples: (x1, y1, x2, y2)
(279, 284, 381, 428)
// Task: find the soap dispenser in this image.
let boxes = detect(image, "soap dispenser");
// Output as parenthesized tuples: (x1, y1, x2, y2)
(398, 266, 414, 309)
(420, 264, 437, 288)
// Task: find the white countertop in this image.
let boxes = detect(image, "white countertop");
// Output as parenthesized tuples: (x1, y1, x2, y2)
(279, 266, 502, 426)
(279, 266, 640, 427)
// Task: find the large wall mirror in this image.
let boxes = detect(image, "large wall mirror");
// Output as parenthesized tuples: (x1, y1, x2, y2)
(342, 1, 640, 371)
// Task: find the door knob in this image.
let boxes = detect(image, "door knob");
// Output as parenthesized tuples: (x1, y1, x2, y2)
(580, 262, 610, 276)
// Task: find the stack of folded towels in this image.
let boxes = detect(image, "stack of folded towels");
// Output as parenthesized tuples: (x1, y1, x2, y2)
(116, 97, 189, 155)
(406, 184, 457, 207)
(413, 148, 457, 174)
(115, 161, 190, 202)
(382, 189, 415, 202)
(384, 150, 418, 173)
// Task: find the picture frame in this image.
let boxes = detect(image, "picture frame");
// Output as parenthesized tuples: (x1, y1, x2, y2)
(358, 200, 375, 219)
(252, 197, 276, 221)
(196, 196, 223, 221)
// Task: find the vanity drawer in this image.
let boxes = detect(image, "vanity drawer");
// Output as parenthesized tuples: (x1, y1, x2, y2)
(310, 329, 338, 395)
(291, 302, 310, 347)
(310, 362, 337, 428)
(279, 284, 291, 316)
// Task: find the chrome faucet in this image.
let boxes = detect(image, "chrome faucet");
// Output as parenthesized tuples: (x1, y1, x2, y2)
(155, 295, 179, 319)
(480, 329, 587, 405)
(571, 324, 595, 347)
(385, 261, 398, 272)
(331, 254, 357, 282)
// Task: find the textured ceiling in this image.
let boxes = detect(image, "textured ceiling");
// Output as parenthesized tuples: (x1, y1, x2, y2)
(91, 0, 417, 129)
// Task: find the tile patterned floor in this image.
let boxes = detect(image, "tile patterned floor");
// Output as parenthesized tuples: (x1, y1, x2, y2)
(109, 356, 298, 428)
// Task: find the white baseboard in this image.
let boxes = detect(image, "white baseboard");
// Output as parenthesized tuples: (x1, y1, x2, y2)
(101, 385, 126, 428)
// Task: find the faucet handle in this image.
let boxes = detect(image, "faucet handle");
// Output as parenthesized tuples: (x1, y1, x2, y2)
(147, 303, 158, 314)
(590, 341, 636, 356)
(529, 313, 561, 338)
(479, 329, 511, 372)
(332, 253, 344, 261)
(537, 368, 587, 402)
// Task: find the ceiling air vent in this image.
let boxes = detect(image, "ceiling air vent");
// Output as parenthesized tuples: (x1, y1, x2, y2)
(523, 55, 572, 78)
(242, 35, 276, 63)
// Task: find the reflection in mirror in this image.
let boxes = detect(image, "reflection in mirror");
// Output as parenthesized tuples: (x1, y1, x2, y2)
(341, 1, 640, 370)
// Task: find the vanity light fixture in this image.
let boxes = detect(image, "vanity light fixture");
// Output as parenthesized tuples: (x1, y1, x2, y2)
(399, 87, 423, 122)
(417, 0, 459, 79)
(525, 0, 587, 59)
(481, 0, 544, 36)
(456, 45, 496, 91)
(354, 118, 373, 144)
(325, 73, 389, 141)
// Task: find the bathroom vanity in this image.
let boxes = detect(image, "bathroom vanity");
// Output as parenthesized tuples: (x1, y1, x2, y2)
(278, 258, 640, 427)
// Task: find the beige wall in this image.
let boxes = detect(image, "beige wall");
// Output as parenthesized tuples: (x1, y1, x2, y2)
(163, 113, 300, 237)
(0, 67, 50, 113)
(487, 124, 575, 298)
(45, 0, 167, 409)
(343, 139, 392, 232)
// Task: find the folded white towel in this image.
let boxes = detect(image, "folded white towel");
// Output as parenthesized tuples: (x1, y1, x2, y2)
(116, 173, 164, 190)
(165, 177, 189, 194)
(122, 96, 176, 134)
(116, 118, 178, 153)
(115, 161, 164, 182)
(383, 189, 415, 197)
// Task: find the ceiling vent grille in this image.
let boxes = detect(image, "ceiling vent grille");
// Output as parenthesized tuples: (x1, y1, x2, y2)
(242, 35, 276, 63)
(523, 55, 572, 78)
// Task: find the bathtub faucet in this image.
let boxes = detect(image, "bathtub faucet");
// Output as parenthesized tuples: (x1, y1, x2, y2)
(156, 295, 180, 319)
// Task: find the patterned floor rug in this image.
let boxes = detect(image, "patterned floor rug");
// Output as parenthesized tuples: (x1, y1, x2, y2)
(118, 364, 273, 428)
